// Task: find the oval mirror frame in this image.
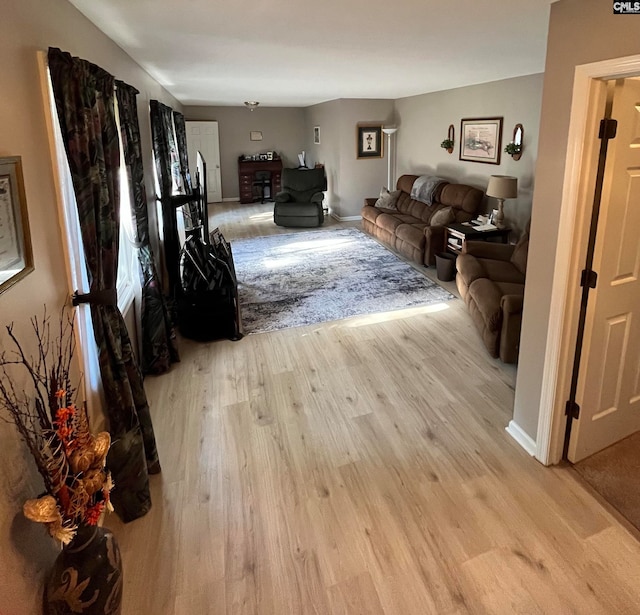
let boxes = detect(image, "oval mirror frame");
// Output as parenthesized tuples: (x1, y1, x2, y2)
(512, 124, 523, 161)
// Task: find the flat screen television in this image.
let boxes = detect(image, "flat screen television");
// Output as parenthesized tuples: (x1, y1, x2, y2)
(196, 150, 209, 241)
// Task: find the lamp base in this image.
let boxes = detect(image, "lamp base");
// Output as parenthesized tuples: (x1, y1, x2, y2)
(493, 199, 505, 228)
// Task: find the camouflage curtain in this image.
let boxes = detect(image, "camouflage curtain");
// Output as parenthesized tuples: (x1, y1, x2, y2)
(172, 111, 199, 225)
(116, 82, 179, 375)
(149, 100, 182, 295)
(173, 111, 191, 192)
(48, 48, 159, 523)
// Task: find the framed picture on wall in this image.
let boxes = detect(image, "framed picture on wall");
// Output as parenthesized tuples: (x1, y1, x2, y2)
(313, 126, 320, 145)
(356, 125, 383, 159)
(459, 117, 503, 164)
(0, 156, 33, 294)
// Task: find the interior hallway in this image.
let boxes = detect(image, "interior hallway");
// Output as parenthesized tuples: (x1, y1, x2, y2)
(104, 202, 640, 614)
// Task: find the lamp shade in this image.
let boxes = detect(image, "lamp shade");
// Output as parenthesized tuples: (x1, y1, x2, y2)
(382, 127, 398, 136)
(486, 175, 518, 199)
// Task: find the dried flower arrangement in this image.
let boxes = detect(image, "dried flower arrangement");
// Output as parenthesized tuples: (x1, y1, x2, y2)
(0, 310, 113, 544)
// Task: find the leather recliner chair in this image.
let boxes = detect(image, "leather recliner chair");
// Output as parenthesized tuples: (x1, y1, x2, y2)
(455, 222, 529, 364)
(273, 168, 326, 228)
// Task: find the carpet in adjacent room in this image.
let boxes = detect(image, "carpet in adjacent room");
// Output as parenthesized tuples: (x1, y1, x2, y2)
(231, 227, 453, 334)
(573, 431, 640, 532)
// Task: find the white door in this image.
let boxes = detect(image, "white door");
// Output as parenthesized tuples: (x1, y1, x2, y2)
(185, 121, 222, 203)
(569, 77, 640, 462)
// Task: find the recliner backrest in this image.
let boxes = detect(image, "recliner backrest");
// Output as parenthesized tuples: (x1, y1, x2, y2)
(393, 174, 482, 223)
(281, 168, 327, 202)
(510, 222, 530, 275)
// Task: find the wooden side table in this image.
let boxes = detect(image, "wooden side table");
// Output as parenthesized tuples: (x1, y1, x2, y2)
(444, 222, 511, 255)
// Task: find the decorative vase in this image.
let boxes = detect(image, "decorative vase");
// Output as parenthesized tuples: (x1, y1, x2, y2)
(44, 525, 123, 615)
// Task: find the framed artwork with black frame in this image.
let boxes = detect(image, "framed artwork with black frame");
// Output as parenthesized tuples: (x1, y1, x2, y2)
(0, 156, 33, 295)
(313, 126, 320, 145)
(356, 125, 383, 159)
(459, 117, 503, 165)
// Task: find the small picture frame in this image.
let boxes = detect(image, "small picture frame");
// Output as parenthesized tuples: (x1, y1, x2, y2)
(313, 126, 321, 145)
(460, 117, 503, 165)
(250, 131, 263, 141)
(356, 125, 383, 159)
(0, 156, 33, 294)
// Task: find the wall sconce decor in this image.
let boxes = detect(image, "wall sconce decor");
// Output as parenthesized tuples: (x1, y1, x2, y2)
(440, 124, 455, 154)
(244, 101, 260, 111)
(504, 123, 523, 160)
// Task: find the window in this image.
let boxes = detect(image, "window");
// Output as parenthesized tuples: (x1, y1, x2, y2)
(42, 58, 140, 420)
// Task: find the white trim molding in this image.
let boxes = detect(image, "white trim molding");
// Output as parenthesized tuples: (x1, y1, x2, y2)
(535, 54, 640, 466)
(223, 197, 240, 202)
(506, 421, 537, 457)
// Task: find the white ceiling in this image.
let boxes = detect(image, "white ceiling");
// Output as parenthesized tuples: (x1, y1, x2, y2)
(69, 0, 555, 108)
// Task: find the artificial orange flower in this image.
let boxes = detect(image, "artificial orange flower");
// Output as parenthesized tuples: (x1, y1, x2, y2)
(56, 406, 74, 423)
(84, 501, 105, 526)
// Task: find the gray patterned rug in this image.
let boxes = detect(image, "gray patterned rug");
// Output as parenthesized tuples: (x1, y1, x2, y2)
(232, 227, 453, 334)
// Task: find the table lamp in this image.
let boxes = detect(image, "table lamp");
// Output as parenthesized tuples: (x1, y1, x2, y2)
(486, 175, 517, 228)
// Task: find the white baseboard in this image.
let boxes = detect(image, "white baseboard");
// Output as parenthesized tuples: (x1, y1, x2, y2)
(331, 213, 362, 222)
(222, 197, 239, 202)
(506, 420, 537, 456)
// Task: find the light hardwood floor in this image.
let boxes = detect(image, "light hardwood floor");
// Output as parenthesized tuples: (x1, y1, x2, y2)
(106, 202, 640, 614)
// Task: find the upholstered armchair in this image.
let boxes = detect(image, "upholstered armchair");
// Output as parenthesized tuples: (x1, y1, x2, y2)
(455, 222, 529, 364)
(273, 168, 326, 227)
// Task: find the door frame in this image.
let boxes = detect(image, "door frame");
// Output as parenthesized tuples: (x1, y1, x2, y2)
(536, 54, 640, 465)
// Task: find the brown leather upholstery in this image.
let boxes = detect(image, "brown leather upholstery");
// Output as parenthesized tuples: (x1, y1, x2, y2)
(361, 175, 483, 266)
(455, 226, 529, 364)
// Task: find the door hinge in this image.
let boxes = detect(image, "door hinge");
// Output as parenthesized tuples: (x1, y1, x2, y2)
(565, 400, 581, 419)
(581, 269, 598, 289)
(599, 118, 618, 140)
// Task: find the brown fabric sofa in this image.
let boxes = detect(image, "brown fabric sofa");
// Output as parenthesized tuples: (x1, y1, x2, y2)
(361, 175, 483, 266)
(455, 224, 529, 364)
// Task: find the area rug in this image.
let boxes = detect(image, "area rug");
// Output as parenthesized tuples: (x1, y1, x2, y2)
(231, 227, 453, 334)
(574, 431, 640, 532)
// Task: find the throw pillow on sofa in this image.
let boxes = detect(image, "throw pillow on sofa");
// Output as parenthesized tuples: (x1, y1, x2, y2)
(374, 187, 401, 210)
(430, 206, 455, 226)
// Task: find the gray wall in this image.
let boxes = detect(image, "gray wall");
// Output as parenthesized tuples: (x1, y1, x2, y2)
(303, 99, 342, 213)
(184, 106, 306, 200)
(394, 74, 544, 238)
(0, 0, 181, 610)
(304, 99, 394, 218)
(514, 0, 640, 439)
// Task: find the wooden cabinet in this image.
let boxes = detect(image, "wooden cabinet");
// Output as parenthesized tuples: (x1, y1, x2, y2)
(238, 158, 283, 204)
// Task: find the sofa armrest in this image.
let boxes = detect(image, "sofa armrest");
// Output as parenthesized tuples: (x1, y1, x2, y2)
(364, 197, 377, 207)
(501, 293, 524, 315)
(274, 192, 292, 203)
(463, 240, 515, 261)
(468, 278, 504, 332)
(311, 191, 324, 204)
(424, 225, 446, 266)
(455, 254, 486, 288)
(500, 294, 524, 364)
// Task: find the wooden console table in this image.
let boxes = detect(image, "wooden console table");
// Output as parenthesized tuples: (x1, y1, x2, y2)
(238, 158, 283, 204)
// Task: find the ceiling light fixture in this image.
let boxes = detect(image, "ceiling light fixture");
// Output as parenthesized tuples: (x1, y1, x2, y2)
(244, 101, 259, 111)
